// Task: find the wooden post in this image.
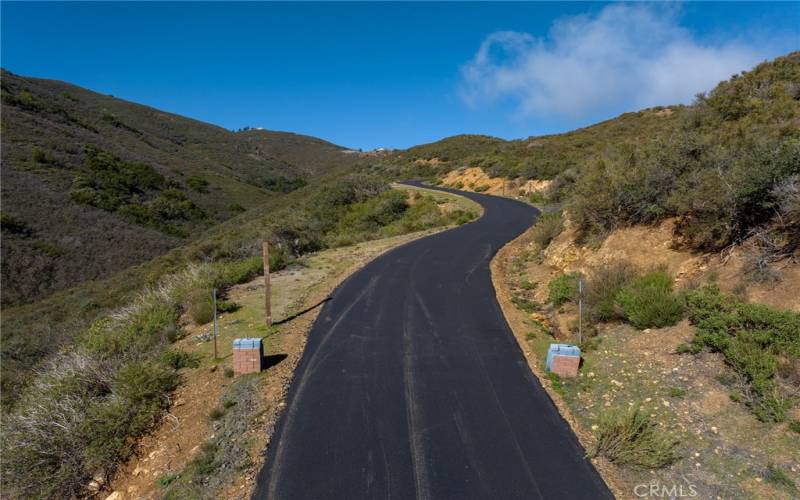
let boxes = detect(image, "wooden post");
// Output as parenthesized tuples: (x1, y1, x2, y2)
(212, 288, 218, 359)
(262, 240, 272, 327)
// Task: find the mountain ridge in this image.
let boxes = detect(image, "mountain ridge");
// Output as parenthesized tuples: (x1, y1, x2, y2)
(1, 69, 364, 306)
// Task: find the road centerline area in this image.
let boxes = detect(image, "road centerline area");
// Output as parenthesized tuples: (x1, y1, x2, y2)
(253, 182, 613, 500)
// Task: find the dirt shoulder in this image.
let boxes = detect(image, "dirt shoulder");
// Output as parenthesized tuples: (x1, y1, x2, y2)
(106, 187, 481, 500)
(491, 217, 800, 499)
(490, 225, 629, 499)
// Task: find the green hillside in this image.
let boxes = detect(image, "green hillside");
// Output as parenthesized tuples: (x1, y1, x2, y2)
(384, 109, 686, 180)
(384, 51, 800, 253)
(1, 51, 798, 499)
(1, 70, 362, 306)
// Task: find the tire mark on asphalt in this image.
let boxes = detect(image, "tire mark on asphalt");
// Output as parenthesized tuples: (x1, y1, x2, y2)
(464, 242, 492, 284)
(464, 334, 545, 500)
(402, 249, 432, 500)
(265, 274, 380, 500)
(452, 408, 492, 499)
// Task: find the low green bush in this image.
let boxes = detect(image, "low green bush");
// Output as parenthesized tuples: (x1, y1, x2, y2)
(83, 303, 180, 359)
(186, 288, 214, 324)
(615, 271, 683, 329)
(587, 407, 680, 469)
(531, 212, 563, 249)
(226, 202, 246, 214)
(186, 175, 209, 193)
(2, 295, 184, 497)
(527, 191, 546, 204)
(208, 407, 226, 421)
(112, 361, 179, 405)
(511, 294, 538, 313)
(31, 147, 55, 165)
(547, 272, 580, 306)
(451, 209, 477, 225)
(0, 212, 32, 236)
(160, 349, 200, 370)
(684, 285, 800, 422)
(473, 184, 489, 192)
(83, 362, 177, 468)
(191, 442, 220, 476)
(585, 259, 638, 323)
(764, 464, 797, 493)
(667, 387, 687, 398)
(157, 473, 179, 488)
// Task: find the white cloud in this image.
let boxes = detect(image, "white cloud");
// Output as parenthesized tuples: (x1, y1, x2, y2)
(460, 4, 770, 121)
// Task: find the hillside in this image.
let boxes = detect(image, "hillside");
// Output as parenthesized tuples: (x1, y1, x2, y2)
(1, 50, 798, 499)
(1, 70, 362, 306)
(383, 108, 686, 181)
(387, 52, 800, 256)
(476, 52, 800, 497)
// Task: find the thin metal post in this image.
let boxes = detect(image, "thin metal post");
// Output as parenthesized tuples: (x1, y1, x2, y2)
(262, 240, 272, 327)
(212, 288, 218, 359)
(578, 278, 583, 345)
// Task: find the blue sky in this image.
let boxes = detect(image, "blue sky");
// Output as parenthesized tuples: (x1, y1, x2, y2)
(2, 2, 798, 150)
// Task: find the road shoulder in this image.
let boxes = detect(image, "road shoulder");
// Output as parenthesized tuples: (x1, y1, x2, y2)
(490, 224, 628, 499)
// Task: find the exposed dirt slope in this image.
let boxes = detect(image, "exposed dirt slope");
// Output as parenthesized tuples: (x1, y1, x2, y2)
(493, 215, 799, 498)
(441, 167, 551, 197)
(544, 217, 799, 312)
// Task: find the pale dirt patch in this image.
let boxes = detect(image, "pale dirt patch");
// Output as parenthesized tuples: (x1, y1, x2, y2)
(440, 166, 551, 197)
(543, 216, 799, 312)
(391, 182, 484, 217)
(653, 107, 675, 117)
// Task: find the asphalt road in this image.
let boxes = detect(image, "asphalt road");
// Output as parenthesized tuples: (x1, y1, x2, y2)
(253, 182, 613, 500)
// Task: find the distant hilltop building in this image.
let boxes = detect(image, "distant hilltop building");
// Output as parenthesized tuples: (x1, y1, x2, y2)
(365, 147, 394, 156)
(342, 146, 393, 156)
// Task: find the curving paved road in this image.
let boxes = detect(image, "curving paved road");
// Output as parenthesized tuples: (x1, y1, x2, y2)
(253, 182, 612, 500)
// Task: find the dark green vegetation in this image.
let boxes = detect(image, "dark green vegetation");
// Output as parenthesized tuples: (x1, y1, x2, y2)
(583, 260, 638, 323)
(546, 272, 580, 306)
(0, 174, 473, 497)
(386, 52, 800, 254)
(529, 211, 563, 250)
(547, 265, 683, 331)
(71, 146, 207, 237)
(1, 69, 363, 306)
(587, 407, 680, 469)
(764, 464, 798, 493)
(1, 70, 376, 411)
(682, 285, 800, 422)
(614, 271, 684, 329)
